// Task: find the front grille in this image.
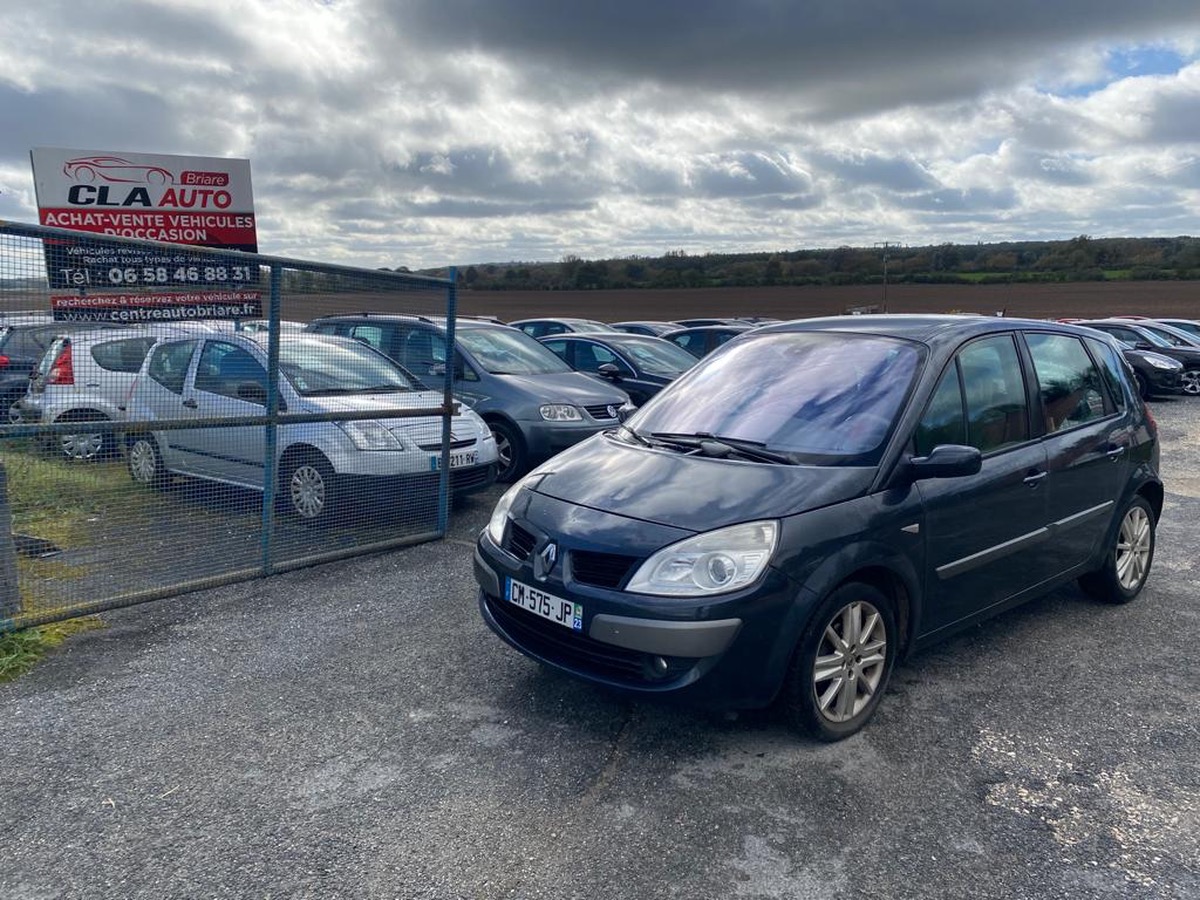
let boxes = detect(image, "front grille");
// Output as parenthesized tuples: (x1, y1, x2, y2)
(484, 592, 694, 684)
(416, 437, 475, 451)
(584, 403, 619, 421)
(504, 522, 536, 560)
(571, 550, 638, 589)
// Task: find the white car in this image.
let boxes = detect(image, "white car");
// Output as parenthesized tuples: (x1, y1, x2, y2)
(123, 331, 498, 524)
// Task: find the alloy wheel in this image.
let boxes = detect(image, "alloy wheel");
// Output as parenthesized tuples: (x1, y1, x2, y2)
(1182, 370, 1200, 395)
(811, 599, 889, 724)
(1115, 504, 1153, 592)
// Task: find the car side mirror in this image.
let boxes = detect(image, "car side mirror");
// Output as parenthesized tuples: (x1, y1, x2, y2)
(909, 444, 982, 480)
(597, 363, 622, 380)
(1134, 341, 1155, 351)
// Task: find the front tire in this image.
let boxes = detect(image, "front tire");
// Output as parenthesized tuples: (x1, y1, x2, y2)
(1078, 495, 1155, 603)
(489, 419, 527, 483)
(1181, 369, 1200, 396)
(781, 582, 897, 741)
(281, 453, 337, 525)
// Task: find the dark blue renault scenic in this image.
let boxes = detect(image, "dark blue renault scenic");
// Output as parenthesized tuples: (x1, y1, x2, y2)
(474, 316, 1162, 740)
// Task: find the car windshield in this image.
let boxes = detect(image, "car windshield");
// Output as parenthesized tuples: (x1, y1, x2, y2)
(457, 327, 573, 375)
(616, 337, 699, 376)
(279, 338, 421, 395)
(628, 331, 922, 465)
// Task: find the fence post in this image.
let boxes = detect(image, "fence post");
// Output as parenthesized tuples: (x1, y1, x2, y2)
(0, 463, 21, 620)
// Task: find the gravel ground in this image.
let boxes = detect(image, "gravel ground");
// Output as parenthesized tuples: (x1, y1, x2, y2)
(1, 399, 1198, 900)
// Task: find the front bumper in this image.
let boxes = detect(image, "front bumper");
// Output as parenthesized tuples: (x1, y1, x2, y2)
(518, 418, 616, 466)
(473, 530, 804, 710)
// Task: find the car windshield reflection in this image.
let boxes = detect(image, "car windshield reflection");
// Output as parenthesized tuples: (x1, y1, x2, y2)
(458, 328, 573, 375)
(279, 338, 420, 396)
(629, 332, 923, 465)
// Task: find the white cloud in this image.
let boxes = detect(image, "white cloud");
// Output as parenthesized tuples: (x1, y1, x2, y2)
(1, 0, 1199, 267)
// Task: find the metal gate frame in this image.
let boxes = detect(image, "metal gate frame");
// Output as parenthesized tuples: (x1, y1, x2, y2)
(0, 219, 461, 632)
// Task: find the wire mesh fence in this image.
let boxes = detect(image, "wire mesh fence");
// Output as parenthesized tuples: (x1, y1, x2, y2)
(0, 221, 494, 631)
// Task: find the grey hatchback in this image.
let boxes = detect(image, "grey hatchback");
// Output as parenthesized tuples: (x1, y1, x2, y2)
(307, 315, 633, 481)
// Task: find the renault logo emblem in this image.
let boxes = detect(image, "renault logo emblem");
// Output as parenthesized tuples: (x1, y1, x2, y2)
(534, 541, 558, 581)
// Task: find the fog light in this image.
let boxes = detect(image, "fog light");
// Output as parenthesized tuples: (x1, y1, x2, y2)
(651, 655, 669, 675)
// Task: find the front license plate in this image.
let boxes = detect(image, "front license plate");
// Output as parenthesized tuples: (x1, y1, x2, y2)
(429, 450, 478, 470)
(506, 578, 583, 632)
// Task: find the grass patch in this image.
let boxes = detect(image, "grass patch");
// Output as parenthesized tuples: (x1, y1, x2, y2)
(2, 447, 154, 549)
(0, 617, 102, 682)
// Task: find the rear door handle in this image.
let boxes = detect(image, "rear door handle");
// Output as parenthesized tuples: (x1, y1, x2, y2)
(1105, 445, 1127, 460)
(1023, 471, 1048, 486)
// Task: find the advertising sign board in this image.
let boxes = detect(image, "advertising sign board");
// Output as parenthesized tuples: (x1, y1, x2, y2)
(30, 148, 261, 316)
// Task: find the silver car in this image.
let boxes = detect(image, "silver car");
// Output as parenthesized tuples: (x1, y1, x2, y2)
(124, 331, 499, 523)
(13, 324, 214, 460)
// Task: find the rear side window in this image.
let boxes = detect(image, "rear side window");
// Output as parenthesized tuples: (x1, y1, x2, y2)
(958, 335, 1029, 454)
(92, 337, 157, 373)
(1026, 333, 1112, 432)
(1085, 338, 1129, 411)
(148, 341, 197, 395)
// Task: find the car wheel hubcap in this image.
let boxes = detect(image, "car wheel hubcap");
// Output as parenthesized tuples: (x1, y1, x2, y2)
(130, 441, 156, 482)
(62, 432, 103, 460)
(812, 599, 888, 724)
(290, 464, 325, 518)
(1115, 506, 1152, 591)
(493, 430, 512, 472)
(1183, 371, 1200, 394)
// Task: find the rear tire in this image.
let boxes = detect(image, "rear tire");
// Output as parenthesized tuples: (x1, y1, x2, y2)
(57, 415, 110, 461)
(127, 435, 166, 488)
(781, 582, 897, 741)
(1078, 495, 1155, 604)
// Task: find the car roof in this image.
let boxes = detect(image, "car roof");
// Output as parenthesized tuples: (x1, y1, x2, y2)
(308, 313, 509, 332)
(749, 314, 1114, 349)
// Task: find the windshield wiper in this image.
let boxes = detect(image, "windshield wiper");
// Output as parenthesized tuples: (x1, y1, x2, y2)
(647, 431, 795, 464)
(620, 424, 651, 446)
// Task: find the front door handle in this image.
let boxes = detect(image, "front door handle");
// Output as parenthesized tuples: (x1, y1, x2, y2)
(182, 398, 198, 409)
(1023, 470, 1048, 486)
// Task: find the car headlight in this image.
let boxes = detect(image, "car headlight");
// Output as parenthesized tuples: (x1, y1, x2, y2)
(626, 521, 779, 597)
(540, 404, 582, 421)
(1146, 355, 1178, 370)
(339, 419, 406, 451)
(486, 480, 526, 545)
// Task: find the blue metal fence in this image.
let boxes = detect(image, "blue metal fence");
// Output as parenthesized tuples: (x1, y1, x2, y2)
(0, 220, 486, 631)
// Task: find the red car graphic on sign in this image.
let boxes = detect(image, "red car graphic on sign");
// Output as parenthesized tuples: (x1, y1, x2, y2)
(62, 156, 175, 185)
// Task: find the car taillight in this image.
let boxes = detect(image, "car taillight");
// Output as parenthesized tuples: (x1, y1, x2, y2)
(1143, 402, 1157, 434)
(48, 344, 74, 385)
(0, 355, 9, 369)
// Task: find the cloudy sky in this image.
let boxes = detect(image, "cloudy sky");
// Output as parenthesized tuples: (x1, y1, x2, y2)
(2, 0, 1200, 270)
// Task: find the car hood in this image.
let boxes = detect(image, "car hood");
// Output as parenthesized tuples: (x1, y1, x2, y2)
(296, 390, 448, 416)
(492, 371, 628, 405)
(529, 433, 877, 530)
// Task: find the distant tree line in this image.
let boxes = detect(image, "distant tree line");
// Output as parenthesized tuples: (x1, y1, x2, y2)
(404, 236, 1200, 291)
